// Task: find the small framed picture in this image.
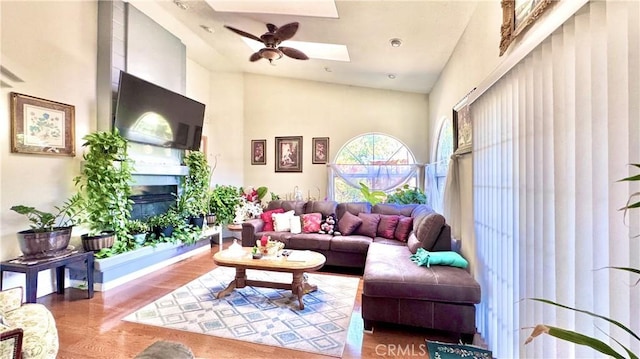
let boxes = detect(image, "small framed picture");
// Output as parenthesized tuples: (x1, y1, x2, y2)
(10, 92, 75, 156)
(312, 137, 329, 164)
(251, 139, 266, 165)
(275, 136, 302, 172)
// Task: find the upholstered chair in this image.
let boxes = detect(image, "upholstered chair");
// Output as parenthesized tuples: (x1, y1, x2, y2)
(0, 287, 58, 359)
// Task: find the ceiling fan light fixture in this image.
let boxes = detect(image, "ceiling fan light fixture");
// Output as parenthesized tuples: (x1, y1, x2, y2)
(390, 38, 402, 48)
(259, 48, 283, 61)
(173, 0, 189, 10)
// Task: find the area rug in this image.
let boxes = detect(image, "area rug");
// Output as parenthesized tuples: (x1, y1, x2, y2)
(426, 340, 493, 359)
(123, 267, 360, 357)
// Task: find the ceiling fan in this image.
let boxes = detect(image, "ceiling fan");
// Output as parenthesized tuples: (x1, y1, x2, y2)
(224, 22, 309, 63)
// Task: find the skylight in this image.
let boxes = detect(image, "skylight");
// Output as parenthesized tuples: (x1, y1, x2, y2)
(205, 0, 339, 18)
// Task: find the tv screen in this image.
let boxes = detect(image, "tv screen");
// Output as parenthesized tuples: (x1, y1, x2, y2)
(114, 71, 205, 151)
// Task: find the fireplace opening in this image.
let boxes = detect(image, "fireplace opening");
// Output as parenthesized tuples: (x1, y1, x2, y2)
(129, 185, 178, 220)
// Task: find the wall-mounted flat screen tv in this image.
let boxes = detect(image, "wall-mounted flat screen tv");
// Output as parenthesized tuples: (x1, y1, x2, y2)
(114, 71, 205, 151)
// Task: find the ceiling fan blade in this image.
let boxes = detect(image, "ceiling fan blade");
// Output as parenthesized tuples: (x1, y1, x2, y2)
(266, 23, 278, 33)
(279, 46, 309, 60)
(274, 22, 299, 42)
(249, 52, 263, 62)
(224, 25, 263, 43)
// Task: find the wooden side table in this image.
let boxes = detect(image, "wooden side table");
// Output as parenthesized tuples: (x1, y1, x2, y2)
(0, 250, 94, 303)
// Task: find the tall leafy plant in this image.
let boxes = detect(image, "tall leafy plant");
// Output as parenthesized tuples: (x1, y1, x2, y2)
(208, 185, 241, 226)
(385, 184, 427, 204)
(182, 151, 210, 217)
(74, 129, 133, 242)
(525, 164, 640, 358)
(359, 182, 386, 205)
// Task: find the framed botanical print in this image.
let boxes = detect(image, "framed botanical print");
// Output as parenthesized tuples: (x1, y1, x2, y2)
(275, 136, 302, 172)
(312, 137, 329, 164)
(251, 139, 266, 165)
(10, 92, 75, 156)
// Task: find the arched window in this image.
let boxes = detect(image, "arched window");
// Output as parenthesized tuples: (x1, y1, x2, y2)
(427, 118, 453, 212)
(329, 133, 420, 202)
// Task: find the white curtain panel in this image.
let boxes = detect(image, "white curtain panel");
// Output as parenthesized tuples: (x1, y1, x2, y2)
(443, 156, 461, 240)
(472, 1, 640, 358)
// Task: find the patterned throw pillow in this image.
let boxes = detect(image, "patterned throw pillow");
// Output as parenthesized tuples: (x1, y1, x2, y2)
(302, 213, 322, 233)
(394, 216, 414, 242)
(273, 210, 295, 232)
(337, 211, 362, 236)
(377, 214, 400, 239)
(260, 208, 285, 231)
(355, 213, 381, 238)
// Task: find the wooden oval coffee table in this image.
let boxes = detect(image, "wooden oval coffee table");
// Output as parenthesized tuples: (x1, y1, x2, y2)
(212, 248, 326, 309)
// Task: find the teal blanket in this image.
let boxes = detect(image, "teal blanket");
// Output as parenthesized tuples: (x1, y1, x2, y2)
(410, 248, 468, 268)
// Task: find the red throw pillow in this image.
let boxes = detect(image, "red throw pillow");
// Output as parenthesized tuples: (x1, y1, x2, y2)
(394, 216, 414, 242)
(302, 213, 322, 233)
(260, 208, 285, 231)
(377, 214, 400, 239)
(337, 211, 363, 236)
(355, 213, 381, 238)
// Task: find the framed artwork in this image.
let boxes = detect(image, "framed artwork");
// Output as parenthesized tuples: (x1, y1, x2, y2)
(275, 136, 302, 172)
(251, 139, 266, 165)
(10, 92, 75, 156)
(453, 95, 472, 155)
(312, 137, 329, 164)
(500, 0, 553, 56)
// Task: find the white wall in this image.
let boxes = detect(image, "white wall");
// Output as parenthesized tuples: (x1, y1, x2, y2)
(243, 74, 429, 200)
(428, 0, 503, 273)
(0, 1, 98, 294)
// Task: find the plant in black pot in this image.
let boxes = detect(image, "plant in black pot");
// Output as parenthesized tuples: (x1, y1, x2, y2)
(10, 194, 84, 259)
(73, 129, 133, 257)
(182, 151, 211, 227)
(148, 209, 184, 241)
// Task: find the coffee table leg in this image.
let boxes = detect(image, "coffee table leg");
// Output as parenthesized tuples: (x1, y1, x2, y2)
(217, 268, 246, 299)
(292, 272, 317, 310)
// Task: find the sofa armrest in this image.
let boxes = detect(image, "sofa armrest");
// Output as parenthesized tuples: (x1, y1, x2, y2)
(0, 288, 23, 313)
(241, 218, 265, 247)
(0, 327, 23, 359)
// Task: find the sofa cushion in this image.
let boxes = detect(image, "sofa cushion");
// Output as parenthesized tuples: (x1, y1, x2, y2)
(287, 233, 332, 251)
(355, 213, 381, 238)
(394, 216, 413, 242)
(372, 203, 417, 217)
(415, 213, 446, 250)
(372, 237, 407, 246)
(336, 202, 371, 221)
(330, 235, 373, 254)
(305, 201, 338, 217)
(377, 214, 400, 239)
(364, 243, 480, 304)
(260, 208, 285, 231)
(407, 233, 421, 254)
(273, 210, 295, 232)
(338, 211, 362, 235)
(265, 200, 307, 215)
(290, 216, 302, 234)
(301, 213, 322, 233)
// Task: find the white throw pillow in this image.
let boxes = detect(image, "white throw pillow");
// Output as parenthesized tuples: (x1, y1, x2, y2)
(290, 215, 302, 234)
(273, 210, 295, 232)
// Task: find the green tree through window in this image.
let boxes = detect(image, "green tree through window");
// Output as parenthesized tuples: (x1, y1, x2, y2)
(331, 133, 419, 202)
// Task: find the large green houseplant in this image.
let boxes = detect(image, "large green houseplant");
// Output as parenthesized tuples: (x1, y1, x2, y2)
(74, 129, 134, 256)
(9, 194, 84, 258)
(207, 185, 241, 226)
(181, 151, 211, 226)
(525, 164, 640, 358)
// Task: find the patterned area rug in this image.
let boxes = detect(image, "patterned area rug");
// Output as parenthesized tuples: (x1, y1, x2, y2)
(123, 267, 360, 357)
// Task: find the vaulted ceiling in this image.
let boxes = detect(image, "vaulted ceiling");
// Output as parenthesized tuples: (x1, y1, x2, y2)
(131, 0, 479, 94)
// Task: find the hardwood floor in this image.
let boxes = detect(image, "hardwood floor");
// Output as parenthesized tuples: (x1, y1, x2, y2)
(42, 241, 458, 358)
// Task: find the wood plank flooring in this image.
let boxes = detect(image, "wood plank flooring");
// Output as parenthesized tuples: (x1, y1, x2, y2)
(41, 241, 458, 358)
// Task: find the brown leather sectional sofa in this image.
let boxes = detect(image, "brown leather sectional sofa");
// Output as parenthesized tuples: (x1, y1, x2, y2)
(240, 200, 481, 341)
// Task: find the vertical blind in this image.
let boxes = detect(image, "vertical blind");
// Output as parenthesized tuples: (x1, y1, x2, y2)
(472, 1, 640, 357)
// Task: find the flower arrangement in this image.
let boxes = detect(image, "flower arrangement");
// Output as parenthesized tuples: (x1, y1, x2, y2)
(232, 186, 269, 224)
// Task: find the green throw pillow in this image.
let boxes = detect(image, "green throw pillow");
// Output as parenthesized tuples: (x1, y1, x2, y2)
(410, 248, 468, 268)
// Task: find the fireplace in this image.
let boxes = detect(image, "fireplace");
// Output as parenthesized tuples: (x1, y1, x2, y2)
(129, 184, 177, 220)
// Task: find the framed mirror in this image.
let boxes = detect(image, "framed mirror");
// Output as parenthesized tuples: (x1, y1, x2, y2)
(500, 0, 553, 56)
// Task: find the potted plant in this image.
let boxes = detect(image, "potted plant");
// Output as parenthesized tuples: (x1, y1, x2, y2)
(148, 209, 184, 239)
(207, 185, 241, 226)
(359, 182, 386, 205)
(74, 129, 133, 252)
(182, 151, 210, 227)
(385, 184, 427, 204)
(125, 219, 149, 245)
(10, 194, 84, 258)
